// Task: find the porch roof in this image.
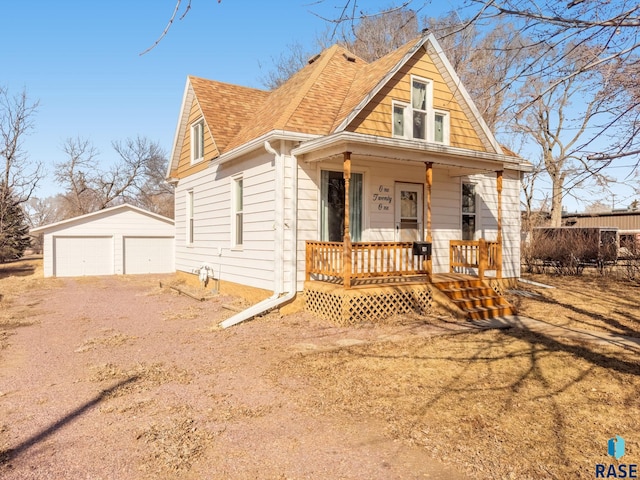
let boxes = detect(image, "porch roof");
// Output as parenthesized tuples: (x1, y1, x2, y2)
(291, 131, 532, 173)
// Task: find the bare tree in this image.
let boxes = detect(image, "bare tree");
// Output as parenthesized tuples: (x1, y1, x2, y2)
(0, 87, 42, 261)
(0, 87, 43, 204)
(511, 44, 627, 226)
(260, 41, 317, 90)
(313, 0, 640, 160)
(427, 14, 525, 132)
(55, 137, 99, 216)
(339, 7, 420, 62)
(55, 136, 172, 219)
(24, 195, 65, 228)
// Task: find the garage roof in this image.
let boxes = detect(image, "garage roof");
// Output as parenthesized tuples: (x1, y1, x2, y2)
(30, 204, 174, 234)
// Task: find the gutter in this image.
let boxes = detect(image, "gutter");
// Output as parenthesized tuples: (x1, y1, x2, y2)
(219, 142, 299, 328)
(213, 130, 316, 167)
(292, 131, 533, 172)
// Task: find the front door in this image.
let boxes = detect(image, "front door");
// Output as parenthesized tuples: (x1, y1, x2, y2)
(395, 183, 423, 242)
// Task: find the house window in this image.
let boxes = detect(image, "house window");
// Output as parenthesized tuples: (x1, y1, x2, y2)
(434, 110, 449, 144)
(186, 190, 194, 245)
(320, 170, 362, 242)
(232, 177, 243, 247)
(411, 79, 427, 140)
(462, 183, 476, 241)
(191, 119, 204, 163)
(392, 77, 449, 145)
(393, 104, 406, 137)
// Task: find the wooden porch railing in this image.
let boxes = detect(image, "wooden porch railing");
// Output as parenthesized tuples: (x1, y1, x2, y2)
(306, 241, 429, 288)
(450, 239, 502, 279)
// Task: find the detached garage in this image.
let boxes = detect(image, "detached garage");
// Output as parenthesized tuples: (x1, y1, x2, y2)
(31, 204, 175, 278)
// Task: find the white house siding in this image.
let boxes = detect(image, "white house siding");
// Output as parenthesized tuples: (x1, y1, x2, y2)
(430, 168, 462, 274)
(37, 207, 174, 277)
(295, 158, 320, 291)
(501, 170, 522, 278)
(174, 150, 277, 291)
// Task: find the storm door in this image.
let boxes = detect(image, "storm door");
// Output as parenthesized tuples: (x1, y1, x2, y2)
(395, 183, 423, 242)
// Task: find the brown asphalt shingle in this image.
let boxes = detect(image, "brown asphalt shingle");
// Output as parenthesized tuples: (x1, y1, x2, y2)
(189, 35, 429, 156)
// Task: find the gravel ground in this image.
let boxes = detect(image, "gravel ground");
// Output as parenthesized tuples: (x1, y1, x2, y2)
(0, 274, 466, 479)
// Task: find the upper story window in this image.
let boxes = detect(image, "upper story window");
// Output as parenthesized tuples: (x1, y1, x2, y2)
(191, 119, 205, 163)
(434, 110, 449, 144)
(392, 76, 449, 145)
(411, 79, 427, 140)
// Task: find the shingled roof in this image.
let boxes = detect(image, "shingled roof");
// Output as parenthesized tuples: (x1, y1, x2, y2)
(184, 37, 431, 158)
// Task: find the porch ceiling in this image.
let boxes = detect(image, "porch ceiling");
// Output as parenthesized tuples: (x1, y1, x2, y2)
(291, 131, 532, 172)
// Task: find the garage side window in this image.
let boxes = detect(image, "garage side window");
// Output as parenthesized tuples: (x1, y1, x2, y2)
(232, 177, 243, 247)
(186, 190, 194, 245)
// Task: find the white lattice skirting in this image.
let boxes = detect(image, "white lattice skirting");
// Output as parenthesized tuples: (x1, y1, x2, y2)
(304, 282, 434, 325)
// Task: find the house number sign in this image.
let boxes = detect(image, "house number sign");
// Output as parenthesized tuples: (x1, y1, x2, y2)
(372, 185, 392, 211)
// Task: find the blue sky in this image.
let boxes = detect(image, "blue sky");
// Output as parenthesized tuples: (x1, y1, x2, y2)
(3, 1, 637, 212)
(4, 1, 396, 197)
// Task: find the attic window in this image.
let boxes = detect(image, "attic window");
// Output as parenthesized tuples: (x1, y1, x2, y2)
(307, 54, 321, 64)
(191, 119, 205, 164)
(343, 53, 356, 62)
(392, 76, 450, 145)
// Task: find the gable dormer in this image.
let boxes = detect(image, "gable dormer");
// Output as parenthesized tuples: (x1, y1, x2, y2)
(337, 35, 501, 155)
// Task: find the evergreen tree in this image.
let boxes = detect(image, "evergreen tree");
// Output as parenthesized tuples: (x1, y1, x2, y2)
(0, 183, 31, 263)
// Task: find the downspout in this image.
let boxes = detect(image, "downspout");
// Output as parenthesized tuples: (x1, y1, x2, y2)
(219, 141, 298, 328)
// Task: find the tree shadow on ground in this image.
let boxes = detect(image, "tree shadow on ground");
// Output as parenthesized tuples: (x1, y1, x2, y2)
(510, 290, 640, 338)
(0, 259, 36, 280)
(0, 376, 138, 466)
(283, 320, 639, 478)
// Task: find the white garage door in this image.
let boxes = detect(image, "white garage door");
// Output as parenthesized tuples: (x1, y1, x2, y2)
(54, 236, 113, 277)
(123, 237, 174, 274)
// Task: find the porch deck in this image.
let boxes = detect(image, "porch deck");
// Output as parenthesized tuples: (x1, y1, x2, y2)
(304, 240, 511, 324)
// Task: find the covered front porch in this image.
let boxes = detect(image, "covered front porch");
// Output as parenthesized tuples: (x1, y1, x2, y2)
(304, 152, 506, 289)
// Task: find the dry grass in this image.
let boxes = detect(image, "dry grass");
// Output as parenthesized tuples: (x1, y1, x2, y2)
(2, 259, 639, 478)
(275, 274, 640, 479)
(509, 273, 640, 338)
(89, 362, 193, 398)
(75, 330, 137, 352)
(136, 408, 214, 476)
(277, 330, 639, 479)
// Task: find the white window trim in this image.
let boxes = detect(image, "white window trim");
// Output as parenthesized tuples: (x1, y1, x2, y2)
(461, 181, 479, 241)
(392, 101, 409, 140)
(410, 75, 431, 141)
(186, 190, 194, 246)
(434, 109, 450, 145)
(231, 174, 244, 249)
(316, 166, 368, 242)
(391, 76, 450, 145)
(190, 118, 205, 164)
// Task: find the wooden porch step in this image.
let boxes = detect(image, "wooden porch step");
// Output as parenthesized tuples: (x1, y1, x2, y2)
(433, 279, 515, 321)
(452, 295, 511, 310)
(439, 286, 498, 300)
(465, 304, 515, 320)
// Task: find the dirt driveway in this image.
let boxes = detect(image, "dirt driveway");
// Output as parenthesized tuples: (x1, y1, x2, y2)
(0, 271, 465, 479)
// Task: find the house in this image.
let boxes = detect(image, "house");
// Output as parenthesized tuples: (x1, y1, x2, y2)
(31, 204, 175, 277)
(563, 210, 640, 252)
(166, 33, 531, 326)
